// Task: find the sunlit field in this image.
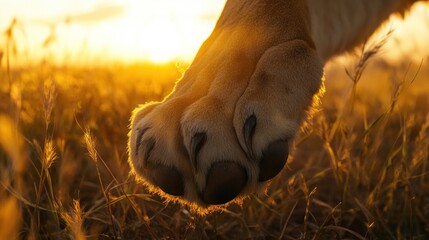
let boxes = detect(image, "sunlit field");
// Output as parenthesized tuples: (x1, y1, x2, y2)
(1, 2, 429, 239)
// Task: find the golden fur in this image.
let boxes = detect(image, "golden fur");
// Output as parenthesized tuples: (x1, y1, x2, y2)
(128, 0, 425, 212)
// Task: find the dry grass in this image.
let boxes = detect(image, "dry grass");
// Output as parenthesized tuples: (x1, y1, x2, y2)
(1, 23, 429, 240)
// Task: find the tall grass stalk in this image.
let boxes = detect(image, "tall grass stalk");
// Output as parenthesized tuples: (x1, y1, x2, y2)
(61, 199, 86, 240)
(83, 130, 119, 238)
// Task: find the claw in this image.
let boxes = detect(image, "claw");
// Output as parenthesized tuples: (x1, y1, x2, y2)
(243, 115, 257, 159)
(137, 137, 155, 168)
(135, 128, 147, 157)
(190, 132, 207, 171)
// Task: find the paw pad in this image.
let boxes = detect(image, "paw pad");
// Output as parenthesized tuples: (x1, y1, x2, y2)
(202, 162, 247, 205)
(258, 140, 289, 182)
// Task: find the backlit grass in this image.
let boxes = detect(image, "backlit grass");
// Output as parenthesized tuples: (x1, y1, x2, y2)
(1, 28, 429, 240)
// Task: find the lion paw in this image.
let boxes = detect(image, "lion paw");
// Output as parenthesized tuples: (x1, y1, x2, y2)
(129, 39, 323, 210)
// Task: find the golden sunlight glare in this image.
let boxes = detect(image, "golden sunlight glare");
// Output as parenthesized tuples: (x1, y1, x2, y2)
(142, 19, 181, 63)
(0, 0, 225, 65)
(0, 0, 427, 65)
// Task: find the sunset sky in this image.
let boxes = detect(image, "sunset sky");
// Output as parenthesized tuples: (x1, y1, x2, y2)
(0, 0, 428, 65)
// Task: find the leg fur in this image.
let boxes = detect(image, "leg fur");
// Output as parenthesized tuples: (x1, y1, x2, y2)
(308, 0, 424, 61)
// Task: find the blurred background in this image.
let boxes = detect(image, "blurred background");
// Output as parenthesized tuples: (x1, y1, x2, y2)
(0, 0, 225, 65)
(0, 0, 428, 66)
(1, 1, 429, 239)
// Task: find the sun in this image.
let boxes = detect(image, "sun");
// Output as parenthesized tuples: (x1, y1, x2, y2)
(142, 20, 182, 63)
(2, 0, 429, 65)
(0, 0, 225, 65)
(99, 0, 225, 64)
